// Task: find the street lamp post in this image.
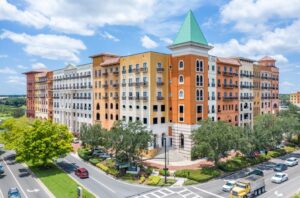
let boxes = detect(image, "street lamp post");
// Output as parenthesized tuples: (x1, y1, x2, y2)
(163, 137, 168, 184)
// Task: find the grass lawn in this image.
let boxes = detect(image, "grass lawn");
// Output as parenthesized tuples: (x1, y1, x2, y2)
(29, 164, 95, 198)
(175, 168, 221, 183)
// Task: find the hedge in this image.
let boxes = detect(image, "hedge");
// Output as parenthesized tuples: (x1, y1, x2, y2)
(96, 163, 118, 176)
(159, 169, 170, 176)
(89, 158, 102, 165)
(96, 163, 109, 172)
(147, 176, 161, 185)
(175, 168, 220, 183)
(78, 148, 92, 161)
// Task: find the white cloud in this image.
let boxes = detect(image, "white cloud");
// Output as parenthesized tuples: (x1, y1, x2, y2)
(32, 62, 47, 70)
(0, 67, 17, 74)
(0, 30, 86, 62)
(0, 54, 8, 58)
(17, 65, 28, 69)
(100, 32, 120, 42)
(7, 75, 25, 85)
(141, 35, 158, 49)
(160, 37, 173, 45)
(220, 0, 300, 33)
(281, 81, 295, 87)
(0, 0, 204, 36)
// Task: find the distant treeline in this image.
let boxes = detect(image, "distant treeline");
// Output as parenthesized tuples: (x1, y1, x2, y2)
(0, 97, 26, 107)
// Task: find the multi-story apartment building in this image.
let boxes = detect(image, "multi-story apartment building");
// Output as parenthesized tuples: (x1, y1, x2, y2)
(208, 55, 217, 121)
(259, 56, 279, 114)
(253, 63, 261, 117)
(24, 10, 280, 160)
(120, 52, 170, 148)
(216, 57, 240, 126)
(52, 63, 93, 135)
(168, 11, 211, 158)
(91, 53, 120, 129)
(290, 92, 300, 106)
(34, 71, 53, 120)
(24, 71, 40, 118)
(237, 57, 254, 127)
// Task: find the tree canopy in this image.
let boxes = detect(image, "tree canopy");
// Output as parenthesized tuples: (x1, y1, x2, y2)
(1, 118, 73, 167)
(80, 123, 108, 151)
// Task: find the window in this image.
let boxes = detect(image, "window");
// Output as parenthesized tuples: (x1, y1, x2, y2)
(153, 117, 158, 124)
(180, 134, 184, 148)
(197, 105, 202, 113)
(96, 113, 100, 120)
(144, 106, 147, 110)
(179, 105, 184, 113)
(110, 103, 113, 109)
(143, 118, 147, 124)
(161, 105, 165, 112)
(116, 115, 119, 120)
(129, 116, 132, 121)
(178, 60, 184, 70)
(196, 75, 203, 86)
(161, 117, 165, 123)
(96, 103, 100, 110)
(110, 114, 113, 120)
(196, 60, 203, 72)
(153, 105, 158, 112)
(196, 89, 203, 101)
(178, 75, 184, 84)
(179, 89, 184, 99)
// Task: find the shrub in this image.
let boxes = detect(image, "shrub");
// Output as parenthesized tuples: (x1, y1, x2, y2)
(108, 168, 119, 176)
(105, 159, 115, 168)
(139, 176, 145, 184)
(284, 146, 296, 153)
(96, 163, 108, 172)
(145, 167, 153, 176)
(78, 148, 92, 161)
(89, 158, 102, 165)
(175, 168, 220, 183)
(267, 149, 286, 158)
(217, 156, 250, 172)
(159, 169, 170, 176)
(147, 176, 161, 185)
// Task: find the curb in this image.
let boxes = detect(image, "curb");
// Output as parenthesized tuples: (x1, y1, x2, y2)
(22, 163, 56, 198)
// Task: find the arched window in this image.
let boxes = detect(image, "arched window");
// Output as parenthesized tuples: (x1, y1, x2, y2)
(178, 75, 184, 84)
(180, 134, 184, 148)
(178, 89, 184, 99)
(196, 60, 203, 72)
(96, 113, 100, 120)
(196, 75, 203, 86)
(200, 75, 203, 86)
(178, 60, 184, 70)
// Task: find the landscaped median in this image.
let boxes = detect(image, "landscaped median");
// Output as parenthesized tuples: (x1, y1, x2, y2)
(27, 162, 95, 198)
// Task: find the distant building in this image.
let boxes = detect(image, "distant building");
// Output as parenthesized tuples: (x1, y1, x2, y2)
(290, 92, 300, 107)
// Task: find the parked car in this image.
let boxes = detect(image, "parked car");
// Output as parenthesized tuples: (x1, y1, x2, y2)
(0, 163, 4, 174)
(271, 172, 288, 183)
(96, 153, 111, 159)
(18, 168, 30, 177)
(8, 188, 21, 198)
(222, 180, 236, 192)
(75, 168, 89, 179)
(273, 163, 288, 172)
(246, 169, 264, 177)
(284, 157, 298, 167)
(92, 149, 104, 156)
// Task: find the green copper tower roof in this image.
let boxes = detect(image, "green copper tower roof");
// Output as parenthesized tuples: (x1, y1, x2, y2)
(173, 10, 208, 46)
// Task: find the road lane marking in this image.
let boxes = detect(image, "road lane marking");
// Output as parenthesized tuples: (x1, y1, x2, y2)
(192, 186, 225, 198)
(27, 189, 40, 193)
(90, 176, 116, 193)
(0, 189, 4, 198)
(2, 158, 29, 198)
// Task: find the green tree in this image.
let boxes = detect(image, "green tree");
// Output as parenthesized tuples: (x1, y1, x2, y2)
(1, 118, 73, 167)
(191, 119, 242, 163)
(12, 108, 25, 118)
(108, 121, 152, 164)
(80, 124, 108, 151)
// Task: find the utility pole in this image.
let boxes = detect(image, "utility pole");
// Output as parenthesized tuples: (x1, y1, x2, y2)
(164, 137, 168, 184)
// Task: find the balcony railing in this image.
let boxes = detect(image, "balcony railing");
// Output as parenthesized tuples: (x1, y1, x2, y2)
(223, 84, 238, 89)
(141, 67, 148, 73)
(223, 96, 238, 100)
(113, 83, 119, 88)
(113, 70, 119, 75)
(157, 96, 164, 100)
(157, 82, 164, 86)
(141, 96, 148, 101)
(156, 67, 164, 72)
(223, 72, 238, 77)
(102, 96, 108, 100)
(103, 84, 109, 89)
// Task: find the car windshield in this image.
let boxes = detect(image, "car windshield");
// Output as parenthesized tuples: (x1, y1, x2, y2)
(287, 159, 295, 162)
(275, 174, 283, 178)
(226, 181, 234, 186)
(276, 164, 283, 168)
(236, 182, 247, 188)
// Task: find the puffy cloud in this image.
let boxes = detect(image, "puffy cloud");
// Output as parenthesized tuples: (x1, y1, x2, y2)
(100, 32, 120, 42)
(7, 76, 25, 85)
(32, 63, 47, 70)
(281, 81, 295, 87)
(141, 35, 158, 49)
(17, 65, 28, 69)
(0, 0, 204, 36)
(0, 30, 86, 62)
(220, 0, 300, 33)
(0, 67, 17, 74)
(160, 37, 173, 45)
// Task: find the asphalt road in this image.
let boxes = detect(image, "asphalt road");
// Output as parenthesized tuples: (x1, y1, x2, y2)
(61, 151, 300, 198)
(0, 151, 51, 198)
(58, 154, 156, 198)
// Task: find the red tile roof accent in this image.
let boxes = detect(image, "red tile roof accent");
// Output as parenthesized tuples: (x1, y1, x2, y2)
(217, 57, 241, 66)
(100, 57, 120, 66)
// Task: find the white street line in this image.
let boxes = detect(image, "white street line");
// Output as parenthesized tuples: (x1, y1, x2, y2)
(2, 158, 29, 198)
(90, 176, 116, 194)
(0, 189, 4, 198)
(192, 186, 225, 198)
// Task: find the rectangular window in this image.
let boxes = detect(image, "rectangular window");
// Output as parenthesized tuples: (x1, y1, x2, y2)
(143, 118, 147, 124)
(179, 105, 184, 113)
(197, 105, 202, 113)
(161, 117, 165, 123)
(153, 105, 158, 112)
(153, 118, 158, 124)
(161, 105, 165, 112)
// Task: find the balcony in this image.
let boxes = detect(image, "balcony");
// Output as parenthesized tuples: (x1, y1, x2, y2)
(261, 96, 271, 100)
(128, 83, 134, 87)
(113, 83, 119, 88)
(103, 84, 109, 89)
(128, 96, 134, 100)
(261, 86, 270, 90)
(102, 96, 108, 100)
(135, 96, 140, 101)
(156, 67, 164, 72)
(141, 82, 148, 86)
(113, 95, 119, 100)
(122, 83, 126, 87)
(102, 72, 108, 76)
(223, 96, 238, 101)
(122, 96, 126, 100)
(113, 70, 119, 75)
(133, 82, 140, 88)
(223, 84, 237, 89)
(157, 96, 164, 100)
(157, 82, 164, 86)
(240, 85, 252, 89)
(141, 96, 148, 101)
(240, 96, 254, 100)
(141, 67, 148, 73)
(133, 68, 140, 73)
(122, 70, 126, 74)
(223, 71, 238, 77)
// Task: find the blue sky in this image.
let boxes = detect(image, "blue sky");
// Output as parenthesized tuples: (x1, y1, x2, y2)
(0, 0, 300, 94)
